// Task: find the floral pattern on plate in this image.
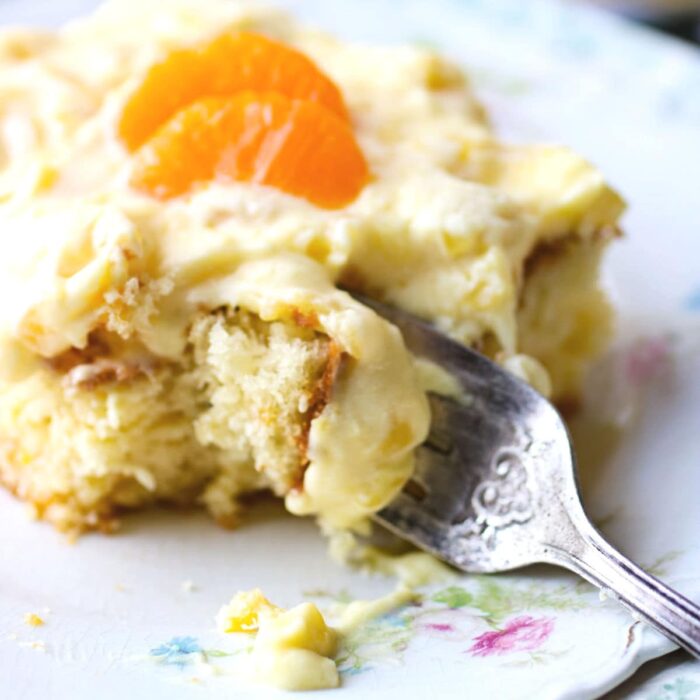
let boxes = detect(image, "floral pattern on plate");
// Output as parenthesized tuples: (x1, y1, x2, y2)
(1, 1, 699, 699)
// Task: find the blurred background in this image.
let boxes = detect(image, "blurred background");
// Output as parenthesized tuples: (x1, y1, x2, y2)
(581, 0, 700, 42)
(0, 0, 697, 42)
(0, 0, 698, 44)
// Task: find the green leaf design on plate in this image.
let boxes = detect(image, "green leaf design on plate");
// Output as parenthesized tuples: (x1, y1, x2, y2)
(645, 551, 682, 578)
(430, 586, 473, 608)
(429, 577, 587, 624)
(650, 677, 700, 700)
(470, 577, 586, 625)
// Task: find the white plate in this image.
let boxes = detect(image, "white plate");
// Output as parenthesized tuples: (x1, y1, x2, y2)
(1, 1, 699, 698)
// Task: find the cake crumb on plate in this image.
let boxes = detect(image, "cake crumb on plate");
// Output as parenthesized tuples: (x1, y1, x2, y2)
(19, 640, 47, 652)
(23, 613, 45, 627)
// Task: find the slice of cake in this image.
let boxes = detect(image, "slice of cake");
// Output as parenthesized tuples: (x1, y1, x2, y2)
(0, 0, 624, 534)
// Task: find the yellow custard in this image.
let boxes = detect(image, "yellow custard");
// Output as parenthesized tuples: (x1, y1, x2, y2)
(217, 590, 339, 691)
(217, 583, 424, 692)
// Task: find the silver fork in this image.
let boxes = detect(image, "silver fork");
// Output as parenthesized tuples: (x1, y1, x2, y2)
(357, 294, 700, 658)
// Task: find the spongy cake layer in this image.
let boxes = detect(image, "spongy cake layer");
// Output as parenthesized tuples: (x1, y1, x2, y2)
(0, 309, 331, 531)
(0, 253, 432, 532)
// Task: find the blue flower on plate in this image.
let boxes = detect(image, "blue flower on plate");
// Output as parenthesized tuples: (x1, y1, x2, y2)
(150, 636, 202, 666)
(684, 287, 700, 312)
(379, 611, 411, 629)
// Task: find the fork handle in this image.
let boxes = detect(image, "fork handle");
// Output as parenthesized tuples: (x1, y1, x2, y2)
(546, 524, 700, 658)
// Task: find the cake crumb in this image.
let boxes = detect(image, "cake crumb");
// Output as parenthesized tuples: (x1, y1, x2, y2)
(115, 583, 127, 592)
(19, 640, 47, 652)
(181, 580, 197, 593)
(23, 613, 45, 627)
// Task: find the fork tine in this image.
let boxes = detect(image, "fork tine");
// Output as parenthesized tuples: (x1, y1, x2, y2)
(349, 292, 559, 572)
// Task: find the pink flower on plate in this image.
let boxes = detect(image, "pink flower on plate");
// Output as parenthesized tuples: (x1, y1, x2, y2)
(468, 616, 554, 657)
(425, 623, 454, 632)
(623, 336, 671, 384)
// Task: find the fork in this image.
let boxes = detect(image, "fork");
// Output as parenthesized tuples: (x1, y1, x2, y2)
(357, 294, 700, 658)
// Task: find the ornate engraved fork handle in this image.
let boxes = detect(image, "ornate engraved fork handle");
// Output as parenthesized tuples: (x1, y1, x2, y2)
(543, 520, 700, 659)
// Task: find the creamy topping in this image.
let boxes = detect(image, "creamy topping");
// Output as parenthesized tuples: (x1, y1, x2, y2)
(190, 255, 430, 529)
(0, 0, 624, 357)
(216, 584, 424, 692)
(0, 0, 624, 528)
(335, 585, 417, 635)
(330, 531, 455, 587)
(217, 590, 339, 691)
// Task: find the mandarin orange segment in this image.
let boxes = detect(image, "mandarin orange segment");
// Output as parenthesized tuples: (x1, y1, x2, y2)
(131, 92, 369, 208)
(119, 32, 349, 151)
